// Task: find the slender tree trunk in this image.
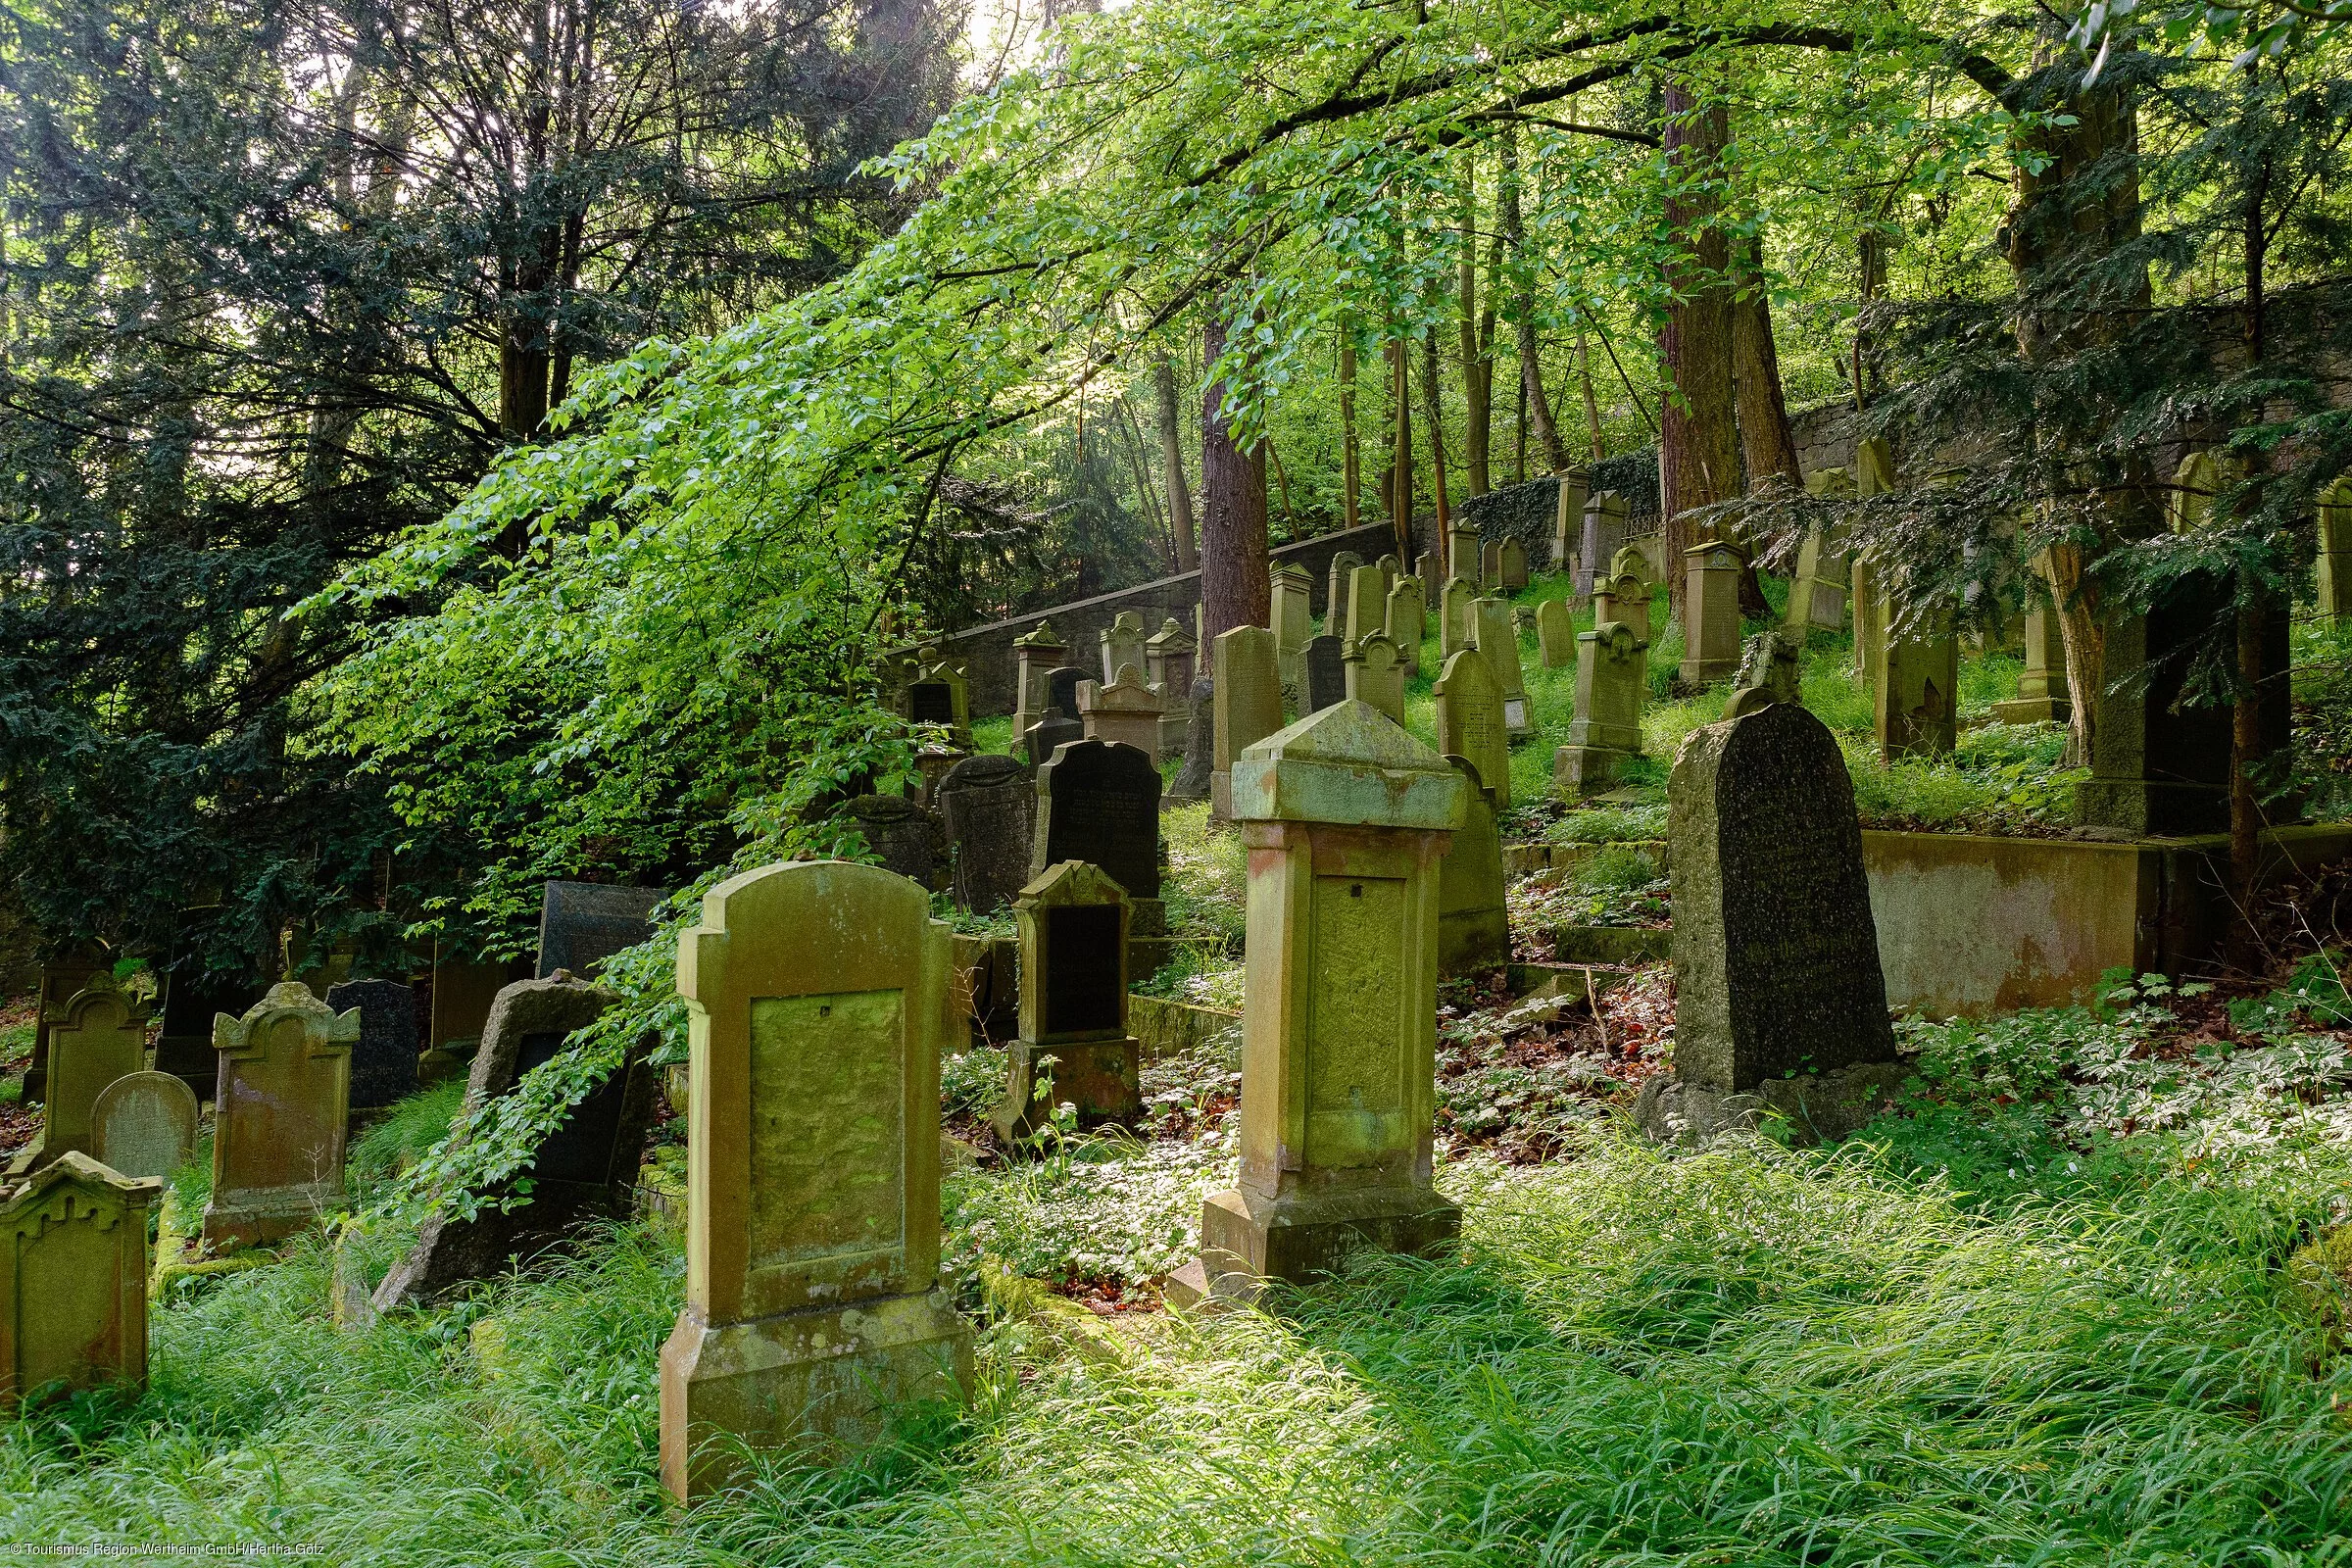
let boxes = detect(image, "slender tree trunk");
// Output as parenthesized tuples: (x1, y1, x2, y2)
(1499, 125, 1569, 473)
(1459, 161, 1491, 497)
(1152, 356, 1199, 572)
(1200, 315, 1269, 637)
(1421, 331, 1452, 566)
(1514, 351, 1529, 483)
(1731, 230, 1800, 487)
(1113, 395, 1172, 569)
(1390, 337, 1414, 564)
(2230, 101, 2276, 958)
(1656, 78, 1740, 624)
(1576, 326, 1605, 463)
(1339, 330, 1360, 530)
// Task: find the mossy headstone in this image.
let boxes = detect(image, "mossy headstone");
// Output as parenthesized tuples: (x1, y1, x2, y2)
(92, 1072, 198, 1182)
(203, 983, 358, 1250)
(1434, 648, 1511, 811)
(0, 1153, 162, 1408)
(35, 985, 148, 1166)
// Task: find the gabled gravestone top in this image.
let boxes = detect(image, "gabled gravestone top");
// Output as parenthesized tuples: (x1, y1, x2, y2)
(1344, 633, 1405, 723)
(203, 983, 358, 1250)
(1641, 702, 1900, 1144)
(660, 859, 972, 1500)
(1303, 634, 1348, 714)
(847, 795, 940, 889)
(1435, 649, 1511, 811)
(939, 754, 1036, 914)
(324, 978, 419, 1117)
(1078, 665, 1163, 761)
(537, 881, 667, 981)
(1032, 738, 1161, 900)
(991, 860, 1141, 1142)
(27, 946, 109, 1108)
(92, 1072, 198, 1182)
(0, 1153, 162, 1408)
(36, 986, 147, 1166)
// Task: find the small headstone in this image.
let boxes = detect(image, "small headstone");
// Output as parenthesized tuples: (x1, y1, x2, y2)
(0, 1154, 162, 1407)
(912, 745, 967, 807)
(1325, 550, 1364, 635)
(1501, 538, 1530, 592)
(1592, 544, 1653, 644)
(1022, 713, 1084, 769)
(324, 978, 420, 1117)
(1168, 675, 1216, 803)
(1554, 620, 1649, 796)
(1992, 602, 2072, 724)
(908, 678, 956, 724)
(203, 983, 359, 1250)
(1031, 739, 1161, 900)
(846, 794, 941, 889)
(1344, 633, 1405, 723)
(537, 882, 665, 982)
(92, 1072, 198, 1182)
(373, 974, 657, 1309)
(1144, 617, 1197, 705)
(1100, 611, 1149, 685)
(1679, 541, 1746, 687)
(1435, 649, 1511, 811)
(939, 754, 1037, 914)
(1535, 599, 1575, 669)
(1578, 491, 1629, 597)
(1785, 467, 1852, 638)
(1269, 565, 1314, 712)
(35, 986, 148, 1166)
(659, 860, 972, 1500)
(1479, 540, 1503, 591)
(1447, 534, 1480, 583)
(1472, 597, 1532, 737)
(1437, 756, 1510, 974)
(1875, 600, 1958, 761)
(1211, 626, 1284, 820)
(1552, 468, 1591, 570)
(1077, 663, 1163, 761)
(1385, 576, 1427, 676)
(1047, 666, 1086, 720)
(1303, 634, 1348, 714)
(992, 861, 1142, 1143)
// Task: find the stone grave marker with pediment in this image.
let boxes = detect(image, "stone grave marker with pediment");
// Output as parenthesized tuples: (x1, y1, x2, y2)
(203, 983, 358, 1249)
(1555, 620, 1649, 796)
(0, 1154, 162, 1408)
(1435, 649, 1511, 811)
(1386, 576, 1426, 676)
(991, 861, 1142, 1143)
(31, 985, 147, 1168)
(1345, 633, 1405, 723)
(1099, 612, 1149, 685)
(1078, 665, 1164, 762)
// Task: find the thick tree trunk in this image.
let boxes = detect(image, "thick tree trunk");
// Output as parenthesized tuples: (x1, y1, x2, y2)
(1153, 356, 1199, 573)
(1656, 79, 1740, 625)
(1731, 230, 1800, 488)
(1499, 126, 1569, 474)
(1200, 316, 1270, 637)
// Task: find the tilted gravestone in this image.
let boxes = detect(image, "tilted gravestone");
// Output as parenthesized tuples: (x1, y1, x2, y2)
(33, 985, 147, 1167)
(991, 861, 1142, 1143)
(203, 983, 359, 1250)
(846, 795, 941, 890)
(0, 1154, 162, 1408)
(92, 1072, 199, 1182)
(1577, 491, 1630, 598)
(1479, 539, 1504, 591)
(1437, 756, 1510, 975)
(1167, 675, 1216, 803)
(1303, 634, 1348, 715)
(373, 975, 658, 1309)
(1472, 597, 1532, 736)
(1440, 577, 1478, 661)
(324, 978, 419, 1119)
(1211, 626, 1283, 820)
(939, 754, 1036, 914)
(1435, 648, 1511, 811)
(1535, 598, 1574, 669)
(538, 882, 666, 982)
(659, 859, 972, 1501)
(1344, 633, 1405, 724)
(1031, 739, 1160, 903)
(1637, 702, 1902, 1145)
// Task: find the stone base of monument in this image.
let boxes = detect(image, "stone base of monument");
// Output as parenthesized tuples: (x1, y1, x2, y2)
(1167, 1185, 1463, 1305)
(1635, 1059, 1910, 1148)
(989, 1035, 1142, 1145)
(1553, 743, 1634, 797)
(1209, 770, 1232, 820)
(200, 1180, 341, 1250)
(1989, 696, 2069, 726)
(658, 1291, 973, 1500)
(416, 1040, 471, 1085)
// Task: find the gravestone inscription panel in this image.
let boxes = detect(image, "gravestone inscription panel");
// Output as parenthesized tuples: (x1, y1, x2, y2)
(1031, 740, 1161, 899)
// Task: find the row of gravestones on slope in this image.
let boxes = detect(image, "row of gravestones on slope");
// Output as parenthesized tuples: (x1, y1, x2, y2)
(0, 673, 1903, 1508)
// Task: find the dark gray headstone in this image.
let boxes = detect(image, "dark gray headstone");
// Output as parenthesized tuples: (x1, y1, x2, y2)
(939, 754, 1036, 914)
(1047, 666, 1086, 720)
(1304, 634, 1347, 713)
(1041, 906, 1124, 1037)
(1167, 675, 1214, 803)
(909, 680, 956, 724)
(156, 968, 248, 1099)
(1031, 739, 1162, 900)
(1668, 702, 1894, 1091)
(373, 975, 659, 1309)
(1022, 714, 1084, 769)
(846, 794, 940, 888)
(535, 881, 667, 982)
(324, 978, 419, 1115)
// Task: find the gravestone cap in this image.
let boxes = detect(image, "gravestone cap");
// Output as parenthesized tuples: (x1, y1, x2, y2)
(1014, 620, 1063, 650)
(92, 1072, 199, 1182)
(1235, 699, 1466, 830)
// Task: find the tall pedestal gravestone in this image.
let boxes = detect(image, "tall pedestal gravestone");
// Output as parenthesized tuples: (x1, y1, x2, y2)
(939, 754, 1036, 914)
(991, 862, 1142, 1142)
(660, 860, 971, 1501)
(1078, 666, 1164, 762)
(1009, 623, 1067, 750)
(324, 979, 419, 1120)
(1992, 601, 2071, 725)
(1212, 626, 1284, 820)
(0, 1154, 162, 1408)
(1170, 702, 1466, 1304)
(374, 975, 658, 1309)
(1636, 703, 1903, 1145)
(31, 986, 147, 1167)
(1436, 757, 1510, 974)
(1551, 467, 1591, 570)
(1578, 491, 1630, 597)
(1270, 564, 1314, 713)
(1680, 542, 1746, 687)
(203, 984, 359, 1250)
(1784, 466, 1852, 637)
(537, 882, 666, 981)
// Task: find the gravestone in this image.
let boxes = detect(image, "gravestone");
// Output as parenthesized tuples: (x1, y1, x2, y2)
(1784, 467, 1852, 637)
(2320, 478, 2352, 622)
(1477, 539, 1502, 591)
(1145, 619, 1198, 759)
(1435, 648, 1511, 811)
(1992, 600, 2071, 724)
(426, 946, 532, 1083)
(374, 974, 657, 1309)
(1437, 756, 1510, 974)
(659, 859, 971, 1500)
(1873, 590, 1958, 761)
(537, 882, 666, 982)
(1551, 467, 1591, 570)
(2168, 449, 2224, 535)
(322, 978, 418, 1120)
(1303, 634, 1348, 714)
(1472, 597, 1532, 737)
(1169, 702, 1466, 1303)
(1447, 534, 1480, 583)
(1078, 664, 1163, 762)
(1211, 626, 1284, 820)
(1325, 550, 1364, 636)
(1723, 628, 1804, 719)
(1554, 621, 1649, 796)
(26, 946, 108, 1108)
(92, 1072, 198, 1182)
(1031, 738, 1161, 902)
(1385, 576, 1427, 676)
(1850, 441, 1895, 692)
(1168, 675, 1216, 803)
(1344, 633, 1405, 723)
(1578, 491, 1630, 597)
(905, 656, 971, 749)
(155, 966, 244, 1100)
(1592, 544, 1653, 644)
(991, 861, 1142, 1143)
(847, 795, 941, 889)
(1679, 541, 1746, 686)
(1047, 666, 1086, 721)
(1535, 599, 1575, 669)
(203, 983, 359, 1250)
(1021, 713, 1084, 769)
(0, 1154, 162, 1408)
(1499, 538, 1529, 592)
(2077, 593, 2249, 834)
(1637, 702, 1901, 1145)
(1345, 563, 1388, 649)
(33, 985, 147, 1167)
(1099, 611, 1149, 685)
(939, 754, 1036, 914)
(1010, 622, 1067, 748)
(1440, 576, 1479, 661)
(1269, 564, 1314, 712)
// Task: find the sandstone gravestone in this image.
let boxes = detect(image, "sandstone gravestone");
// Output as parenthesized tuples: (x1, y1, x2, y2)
(1499, 538, 1529, 592)
(323, 978, 418, 1120)
(1031, 738, 1161, 901)
(1325, 550, 1364, 636)
(659, 859, 972, 1500)
(1385, 576, 1426, 676)
(1680, 541, 1746, 686)
(203, 983, 359, 1249)
(1212, 626, 1283, 820)
(1437, 756, 1510, 974)
(1448, 534, 1480, 583)
(26, 946, 108, 1108)
(991, 861, 1142, 1143)
(1169, 702, 1466, 1302)
(1078, 665, 1163, 762)
(538, 881, 667, 983)
(33, 986, 147, 1167)
(1551, 467, 1591, 569)
(1440, 576, 1479, 661)
(1637, 702, 1902, 1145)
(1554, 620, 1648, 796)
(1344, 633, 1405, 723)
(905, 658, 970, 750)
(1269, 564, 1314, 711)
(1472, 597, 1532, 736)
(1010, 622, 1067, 747)
(1168, 675, 1216, 803)
(374, 975, 658, 1309)
(1099, 611, 1149, 685)
(1592, 544, 1653, 644)
(1344, 563, 1387, 649)
(92, 1072, 199, 1182)
(1873, 590, 1958, 761)
(1303, 634, 1348, 714)
(939, 754, 1036, 914)
(1022, 713, 1084, 769)
(1534, 599, 1574, 669)
(1480, 540, 1503, 591)
(1435, 648, 1511, 811)
(1849, 441, 1895, 692)
(1144, 619, 1198, 759)
(1723, 628, 1803, 720)
(847, 795, 941, 889)
(0, 1154, 162, 1408)
(1578, 491, 1630, 597)
(1785, 467, 1852, 637)
(1992, 600, 2071, 724)
(2320, 478, 2352, 622)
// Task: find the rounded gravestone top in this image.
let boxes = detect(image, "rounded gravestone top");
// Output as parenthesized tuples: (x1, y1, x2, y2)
(939, 753, 1026, 792)
(92, 1070, 200, 1182)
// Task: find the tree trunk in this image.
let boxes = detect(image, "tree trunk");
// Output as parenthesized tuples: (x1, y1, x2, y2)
(1390, 337, 1414, 564)
(1576, 326, 1605, 463)
(1499, 125, 1569, 474)
(1153, 356, 1199, 573)
(1421, 330, 1452, 566)
(1657, 78, 1740, 625)
(1339, 330, 1360, 531)
(1732, 230, 1800, 488)
(1200, 315, 1270, 637)
(2230, 95, 2276, 959)
(1459, 164, 1492, 497)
